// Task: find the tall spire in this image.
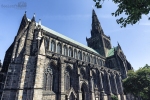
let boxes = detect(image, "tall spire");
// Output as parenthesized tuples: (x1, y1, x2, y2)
(86, 9, 112, 57)
(92, 9, 100, 27)
(91, 9, 103, 37)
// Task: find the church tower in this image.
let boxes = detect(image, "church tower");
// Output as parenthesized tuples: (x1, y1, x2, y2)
(86, 10, 112, 57)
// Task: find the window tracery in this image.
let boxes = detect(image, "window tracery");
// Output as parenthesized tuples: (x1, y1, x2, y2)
(69, 47, 73, 57)
(44, 67, 53, 91)
(51, 40, 55, 52)
(65, 66, 72, 91)
(94, 57, 96, 64)
(83, 53, 85, 61)
(80, 68, 86, 79)
(63, 45, 67, 56)
(78, 51, 82, 60)
(65, 72, 70, 90)
(88, 55, 90, 62)
(57, 43, 62, 54)
(74, 49, 77, 59)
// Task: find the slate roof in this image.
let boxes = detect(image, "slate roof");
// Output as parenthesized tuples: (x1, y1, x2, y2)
(107, 46, 118, 57)
(107, 48, 114, 57)
(27, 18, 100, 55)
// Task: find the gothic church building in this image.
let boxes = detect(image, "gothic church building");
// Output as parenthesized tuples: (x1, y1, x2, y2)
(0, 10, 132, 100)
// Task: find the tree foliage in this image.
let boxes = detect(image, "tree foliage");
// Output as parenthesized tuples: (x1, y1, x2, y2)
(93, 0, 150, 28)
(111, 95, 118, 100)
(123, 64, 150, 100)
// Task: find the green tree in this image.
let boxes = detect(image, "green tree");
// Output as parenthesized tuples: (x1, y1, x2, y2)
(123, 64, 150, 100)
(93, 0, 150, 28)
(111, 95, 118, 100)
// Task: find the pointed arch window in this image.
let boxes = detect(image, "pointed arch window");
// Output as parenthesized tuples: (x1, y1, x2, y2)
(63, 45, 67, 56)
(88, 55, 90, 62)
(101, 60, 103, 66)
(98, 59, 101, 65)
(83, 53, 85, 61)
(86, 54, 88, 62)
(57, 43, 62, 54)
(101, 60, 105, 66)
(69, 47, 73, 57)
(51, 40, 55, 52)
(65, 72, 70, 90)
(94, 57, 96, 64)
(85, 54, 87, 62)
(80, 68, 86, 79)
(91, 56, 93, 63)
(44, 67, 53, 91)
(74, 49, 77, 59)
(100, 59, 102, 66)
(97, 59, 100, 65)
(103, 61, 105, 66)
(65, 66, 72, 91)
(78, 51, 82, 60)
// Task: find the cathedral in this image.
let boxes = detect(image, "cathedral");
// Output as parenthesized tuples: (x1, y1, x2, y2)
(0, 10, 133, 100)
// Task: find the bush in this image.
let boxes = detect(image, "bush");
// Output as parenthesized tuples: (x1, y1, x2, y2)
(111, 95, 118, 100)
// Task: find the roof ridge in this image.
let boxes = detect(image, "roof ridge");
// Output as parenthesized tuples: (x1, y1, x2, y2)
(27, 18, 100, 56)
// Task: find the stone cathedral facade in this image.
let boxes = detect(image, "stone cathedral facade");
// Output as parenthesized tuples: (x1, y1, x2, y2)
(0, 10, 133, 100)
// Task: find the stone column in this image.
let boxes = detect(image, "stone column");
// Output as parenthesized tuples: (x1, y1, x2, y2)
(16, 56, 29, 100)
(78, 67, 82, 100)
(99, 72, 104, 91)
(32, 55, 45, 100)
(72, 47, 74, 58)
(62, 43, 64, 55)
(122, 62, 127, 79)
(49, 38, 51, 51)
(55, 40, 58, 53)
(66, 45, 69, 56)
(113, 75, 119, 95)
(106, 73, 112, 100)
(107, 73, 112, 95)
(81, 51, 83, 61)
(89, 69, 95, 100)
(59, 57, 66, 100)
(99, 72, 106, 100)
(118, 75, 125, 100)
(100, 71, 108, 100)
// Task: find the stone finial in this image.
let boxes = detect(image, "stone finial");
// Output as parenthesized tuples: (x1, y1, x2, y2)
(23, 11, 27, 18)
(39, 19, 41, 25)
(33, 13, 35, 17)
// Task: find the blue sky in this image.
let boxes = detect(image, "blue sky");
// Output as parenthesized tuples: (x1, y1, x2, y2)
(0, 0, 150, 70)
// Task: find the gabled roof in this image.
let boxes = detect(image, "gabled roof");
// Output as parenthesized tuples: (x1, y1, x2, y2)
(27, 18, 100, 56)
(107, 46, 118, 57)
(107, 48, 114, 57)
